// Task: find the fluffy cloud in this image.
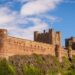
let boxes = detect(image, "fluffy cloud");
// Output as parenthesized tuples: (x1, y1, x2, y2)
(0, 7, 17, 24)
(21, 0, 62, 16)
(0, 7, 48, 40)
(8, 18, 48, 40)
(13, 0, 36, 3)
(0, 0, 63, 40)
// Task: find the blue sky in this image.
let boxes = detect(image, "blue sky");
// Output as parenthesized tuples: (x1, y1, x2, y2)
(0, 0, 75, 46)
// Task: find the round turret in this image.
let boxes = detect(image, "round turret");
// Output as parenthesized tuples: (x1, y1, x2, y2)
(0, 29, 7, 49)
(34, 31, 39, 41)
(0, 29, 7, 38)
(55, 45, 62, 63)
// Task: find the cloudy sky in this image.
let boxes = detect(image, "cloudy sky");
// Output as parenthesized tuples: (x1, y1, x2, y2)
(0, 0, 75, 45)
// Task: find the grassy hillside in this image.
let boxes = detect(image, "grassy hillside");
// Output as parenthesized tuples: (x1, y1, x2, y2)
(0, 58, 16, 75)
(0, 54, 75, 75)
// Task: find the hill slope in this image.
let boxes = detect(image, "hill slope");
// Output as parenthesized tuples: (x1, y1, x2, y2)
(0, 54, 75, 75)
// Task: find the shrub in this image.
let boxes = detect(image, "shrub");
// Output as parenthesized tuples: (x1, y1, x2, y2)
(23, 64, 41, 75)
(0, 59, 16, 75)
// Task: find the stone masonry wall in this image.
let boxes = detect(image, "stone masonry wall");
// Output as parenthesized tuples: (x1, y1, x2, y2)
(0, 36, 55, 58)
(0, 29, 75, 60)
(0, 35, 75, 59)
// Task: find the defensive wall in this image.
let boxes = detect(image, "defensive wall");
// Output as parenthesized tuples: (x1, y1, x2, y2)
(0, 36, 55, 57)
(0, 29, 75, 62)
(1, 35, 69, 58)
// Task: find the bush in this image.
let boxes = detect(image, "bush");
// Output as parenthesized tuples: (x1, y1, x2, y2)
(0, 59, 16, 75)
(23, 64, 41, 75)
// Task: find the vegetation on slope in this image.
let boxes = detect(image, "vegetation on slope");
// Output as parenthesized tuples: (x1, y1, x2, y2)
(9, 54, 61, 75)
(62, 56, 75, 75)
(0, 58, 16, 75)
(0, 55, 75, 75)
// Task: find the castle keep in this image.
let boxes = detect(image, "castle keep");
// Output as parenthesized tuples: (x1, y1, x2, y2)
(0, 29, 75, 62)
(34, 29, 61, 46)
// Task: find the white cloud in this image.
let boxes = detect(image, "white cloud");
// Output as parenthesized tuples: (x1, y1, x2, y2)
(0, 7, 17, 24)
(0, 8, 48, 40)
(21, 0, 62, 16)
(13, 0, 36, 3)
(0, 0, 63, 40)
(7, 17, 48, 40)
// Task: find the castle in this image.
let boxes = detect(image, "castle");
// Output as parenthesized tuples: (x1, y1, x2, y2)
(34, 29, 61, 46)
(0, 29, 75, 62)
(65, 37, 75, 50)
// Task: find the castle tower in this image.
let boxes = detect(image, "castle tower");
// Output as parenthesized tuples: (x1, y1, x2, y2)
(34, 29, 61, 46)
(49, 29, 56, 45)
(0, 29, 7, 50)
(65, 37, 75, 50)
(55, 45, 62, 63)
(55, 32, 61, 46)
(34, 31, 39, 41)
(0, 29, 7, 39)
(49, 29, 61, 46)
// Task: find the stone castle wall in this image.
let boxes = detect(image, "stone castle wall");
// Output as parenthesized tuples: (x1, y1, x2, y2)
(1, 35, 73, 58)
(0, 29, 75, 61)
(0, 36, 56, 58)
